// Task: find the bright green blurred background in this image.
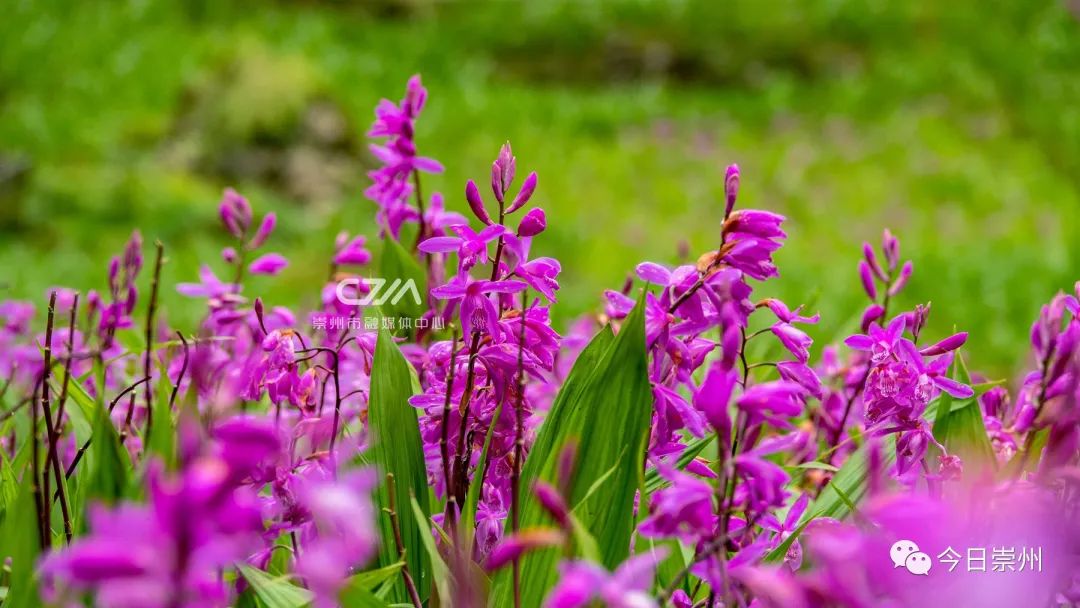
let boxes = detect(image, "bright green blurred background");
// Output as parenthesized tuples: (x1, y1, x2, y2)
(2, 1, 1079, 375)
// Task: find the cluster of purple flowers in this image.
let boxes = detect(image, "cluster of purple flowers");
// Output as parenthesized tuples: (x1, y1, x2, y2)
(1, 74, 1078, 608)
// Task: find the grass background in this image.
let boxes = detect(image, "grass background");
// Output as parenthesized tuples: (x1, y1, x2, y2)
(2, 0, 1079, 376)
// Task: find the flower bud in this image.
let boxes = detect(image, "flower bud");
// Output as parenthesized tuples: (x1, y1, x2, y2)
(247, 212, 276, 249)
(919, 331, 968, 356)
(506, 171, 537, 214)
(492, 142, 516, 203)
(248, 253, 288, 276)
(254, 297, 266, 330)
(724, 164, 740, 217)
(533, 481, 570, 529)
(516, 208, 546, 237)
(862, 242, 886, 280)
(860, 304, 885, 332)
(403, 74, 426, 117)
(887, 261, 913, 297)
(858, 261, 877, 301)
(909, 302, 931, 339)
(220, 188, 252, 238)
(882, 229, 900, 270)
(465, 180, 492, 225)
(221, 247, 238, 264)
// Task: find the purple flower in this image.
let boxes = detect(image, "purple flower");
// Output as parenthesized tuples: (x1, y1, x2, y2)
(515, 257, 561, 301)
(248, 253, 288, 276)
(419, 224, 509, 271)
(898, 341, 974, 400)
(333, 236, 372, 266)
(431, 276, 526, 338)
(177, 265, 238, 299)
(294, 470, 379, 607)
(777, 361, 824, 399)
(42, 422, 278, 608)
(639, 465, 717, 544)
(736, 381, 805, 429)
(844, 314, 907, 363)
(772, 322, 813, 363)
(693, 362, 737, 438)
(544, 551, 666, 608)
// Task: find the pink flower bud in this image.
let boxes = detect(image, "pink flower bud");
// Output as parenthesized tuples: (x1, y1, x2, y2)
(862, 242, 886, 280)
(533, 481, 569, 528)
(882, 228, 900, 270)
(887, 261, 913, 297)
(465, 180, 492, 225)
(506, 171, 537, 214)
(858, 261, 877, 301)
(484, 529, 563, 572)
(248, 253, 288, 276)
(860, 304, 885, 332)
(920, 332, 968, 356)
(247, 213, 276, 250)
(493, 142, 516, 203)
(516, 208, 546, 237)
(724, 164, 740, 217)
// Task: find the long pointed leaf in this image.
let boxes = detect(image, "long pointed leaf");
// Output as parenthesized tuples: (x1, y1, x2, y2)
(367, 327, 430, 603)
(496, 296, 652, 606)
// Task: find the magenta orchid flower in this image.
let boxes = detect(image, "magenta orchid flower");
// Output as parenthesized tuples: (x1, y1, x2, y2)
(431, 276, 526, 338)
(844, 313, 907, 363)
(419, 223, 509, 271)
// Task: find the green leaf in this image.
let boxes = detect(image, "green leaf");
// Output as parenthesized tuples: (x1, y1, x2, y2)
(367, 327, 430, 603)
(378, 238, 428, 335)
(0, 461, 43, 607)
(790, 461, 839, 473)
(337, 585, 389, 608)
(51, 377, 96, 446)
(931, 352, 996, 479)
(339, 562, 403, 605)
(0, 448, 18, 515)
(568, 513, 601, 563)
(146, 371, 176, 468)
(496, 295, 653, 606)
(802, 436, 896, 524)
(409, 494, 450, 606)
(237, 564, 313, 608)
(86, 397, 132, 505)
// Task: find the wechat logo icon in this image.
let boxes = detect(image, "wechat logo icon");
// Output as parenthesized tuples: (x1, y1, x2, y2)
(891, 540, 932, 576)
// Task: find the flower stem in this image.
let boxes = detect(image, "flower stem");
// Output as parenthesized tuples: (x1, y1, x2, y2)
(440, 328, 460, 527)
(385, 473, 424, 608)
(41, 291, 73, 543)
(511, 290, 528, 608)
(143, 241, 164, 440)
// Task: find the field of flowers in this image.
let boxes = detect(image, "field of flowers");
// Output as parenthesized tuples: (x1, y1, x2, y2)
(0, 73, 1078, 607)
